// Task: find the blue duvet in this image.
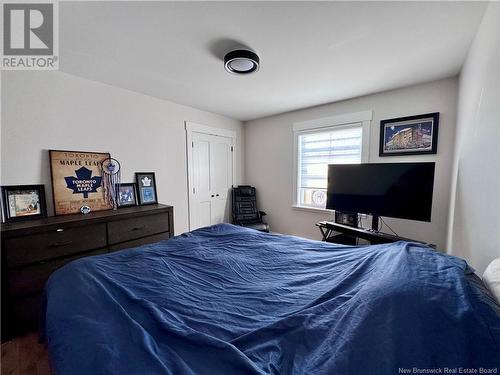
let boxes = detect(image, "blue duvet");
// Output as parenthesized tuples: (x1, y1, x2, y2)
(42, 224, 500, 374)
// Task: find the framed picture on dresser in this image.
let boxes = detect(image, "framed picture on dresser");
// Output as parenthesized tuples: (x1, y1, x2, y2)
(135, 172, 158, 205)
(116, 183, 138, 208)
(1, 184, 47, 222)
(49, 150, 113, 215)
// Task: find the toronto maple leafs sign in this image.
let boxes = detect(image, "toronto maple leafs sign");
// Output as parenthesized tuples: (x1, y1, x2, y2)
(64, 167, 103, 198)
(49, 150, 112, 215)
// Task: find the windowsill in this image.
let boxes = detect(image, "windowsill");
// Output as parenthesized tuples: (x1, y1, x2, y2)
(291, 205, 332, 214)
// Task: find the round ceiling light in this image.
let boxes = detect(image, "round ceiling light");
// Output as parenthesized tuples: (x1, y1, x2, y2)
(224, 49, 260, 75)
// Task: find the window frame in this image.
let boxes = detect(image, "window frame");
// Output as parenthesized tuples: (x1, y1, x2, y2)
(292, 110, 372, 212)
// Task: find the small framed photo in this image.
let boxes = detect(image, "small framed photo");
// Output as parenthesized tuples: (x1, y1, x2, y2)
(379, 112, 439, 156)
(116, 183, 138, 208)
(1, 185, 47, 223)
(135, 172, 158, 205)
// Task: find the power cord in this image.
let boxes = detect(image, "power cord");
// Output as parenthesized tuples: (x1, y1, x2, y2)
(380, 217, 398, 236)
(357, 214, 399, 241)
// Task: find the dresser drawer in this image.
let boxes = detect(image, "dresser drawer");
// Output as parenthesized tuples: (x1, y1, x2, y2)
(4, 224, 107, 267)
(108, 232, 170, 253)
(7, 248, 107, 297)
(107, 213, 169, 244)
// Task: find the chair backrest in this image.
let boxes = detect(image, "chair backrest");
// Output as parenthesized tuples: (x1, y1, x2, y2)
(232, 185, 259, 223)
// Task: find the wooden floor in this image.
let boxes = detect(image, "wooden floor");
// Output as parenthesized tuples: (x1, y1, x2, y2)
(1, 332, 51, 375)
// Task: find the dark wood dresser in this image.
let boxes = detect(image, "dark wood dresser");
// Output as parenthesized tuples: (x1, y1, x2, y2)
(1, 204, 174, 341)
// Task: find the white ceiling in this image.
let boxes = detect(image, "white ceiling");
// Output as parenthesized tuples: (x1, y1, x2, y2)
(60, 1, 487, 121)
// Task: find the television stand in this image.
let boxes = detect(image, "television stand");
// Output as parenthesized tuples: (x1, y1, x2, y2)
(316, 221, 436, 248)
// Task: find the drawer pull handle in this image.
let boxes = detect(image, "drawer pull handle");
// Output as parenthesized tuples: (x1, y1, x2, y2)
(132, 226, 146, 231)
(56, 228, 64, 232)
(49, 241, 73, 248)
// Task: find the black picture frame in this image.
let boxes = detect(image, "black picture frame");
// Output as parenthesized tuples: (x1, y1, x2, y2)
(116, 183, 138, 208)
(135, 172, 158, 205)
(379, 112, 439, 157)
(1, 184, 47, 223)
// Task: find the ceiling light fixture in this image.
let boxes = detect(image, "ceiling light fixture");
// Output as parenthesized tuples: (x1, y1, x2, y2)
(224, 49, 260, 75)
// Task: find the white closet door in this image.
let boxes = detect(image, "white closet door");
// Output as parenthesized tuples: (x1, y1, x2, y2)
(190, 132, 233, 230)
(191, 132, 212, 229)
(209, 135, 233, 225)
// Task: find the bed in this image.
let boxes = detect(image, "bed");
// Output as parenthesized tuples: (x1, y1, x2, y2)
(41, 224, 500, 374)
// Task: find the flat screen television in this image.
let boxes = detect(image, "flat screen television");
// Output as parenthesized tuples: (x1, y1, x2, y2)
(326, 162, 435, 224)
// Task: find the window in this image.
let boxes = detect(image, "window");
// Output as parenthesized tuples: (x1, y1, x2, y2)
(296, 124, 363, 209)
(293, 111, 372, 210)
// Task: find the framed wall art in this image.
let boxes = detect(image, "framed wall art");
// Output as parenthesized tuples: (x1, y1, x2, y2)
(1, 184, 47, 222)
(379, 112, 439, 156)
(49, 150, 113, 215)
(116, 183, 138, 208)
(135, 172, 158, 205)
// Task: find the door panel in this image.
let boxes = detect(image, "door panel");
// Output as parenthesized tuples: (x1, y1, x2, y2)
(211, 199, 226, 225)
(192, 134, 212, 230)
(193, 139, 210, 197)
(198, 201, 212, 228)
(210, 141, 230, 197)
(190, 132, 233, 230)
(210, 137, 232, 224)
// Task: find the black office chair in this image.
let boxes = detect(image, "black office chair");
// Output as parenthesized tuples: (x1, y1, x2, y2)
(232, 185, 270, 232)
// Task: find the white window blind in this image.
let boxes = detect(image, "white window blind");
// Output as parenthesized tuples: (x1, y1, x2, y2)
(297, 125, 362, 209)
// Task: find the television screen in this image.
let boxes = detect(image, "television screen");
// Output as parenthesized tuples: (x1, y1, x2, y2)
(326, 162, 435, 222)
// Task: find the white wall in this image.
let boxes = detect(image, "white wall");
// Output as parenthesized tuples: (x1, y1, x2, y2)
(244, 78, 458, 250)
(447, 3, 500, 274)
(0, 71, 244, 235)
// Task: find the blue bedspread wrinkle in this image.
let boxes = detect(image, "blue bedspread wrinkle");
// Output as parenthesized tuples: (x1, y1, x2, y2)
(42, 224, 500, 374)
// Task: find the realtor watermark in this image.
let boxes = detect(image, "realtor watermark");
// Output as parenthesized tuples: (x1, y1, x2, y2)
(399, 368, 498, 374)
(1, 1, 59, 70)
